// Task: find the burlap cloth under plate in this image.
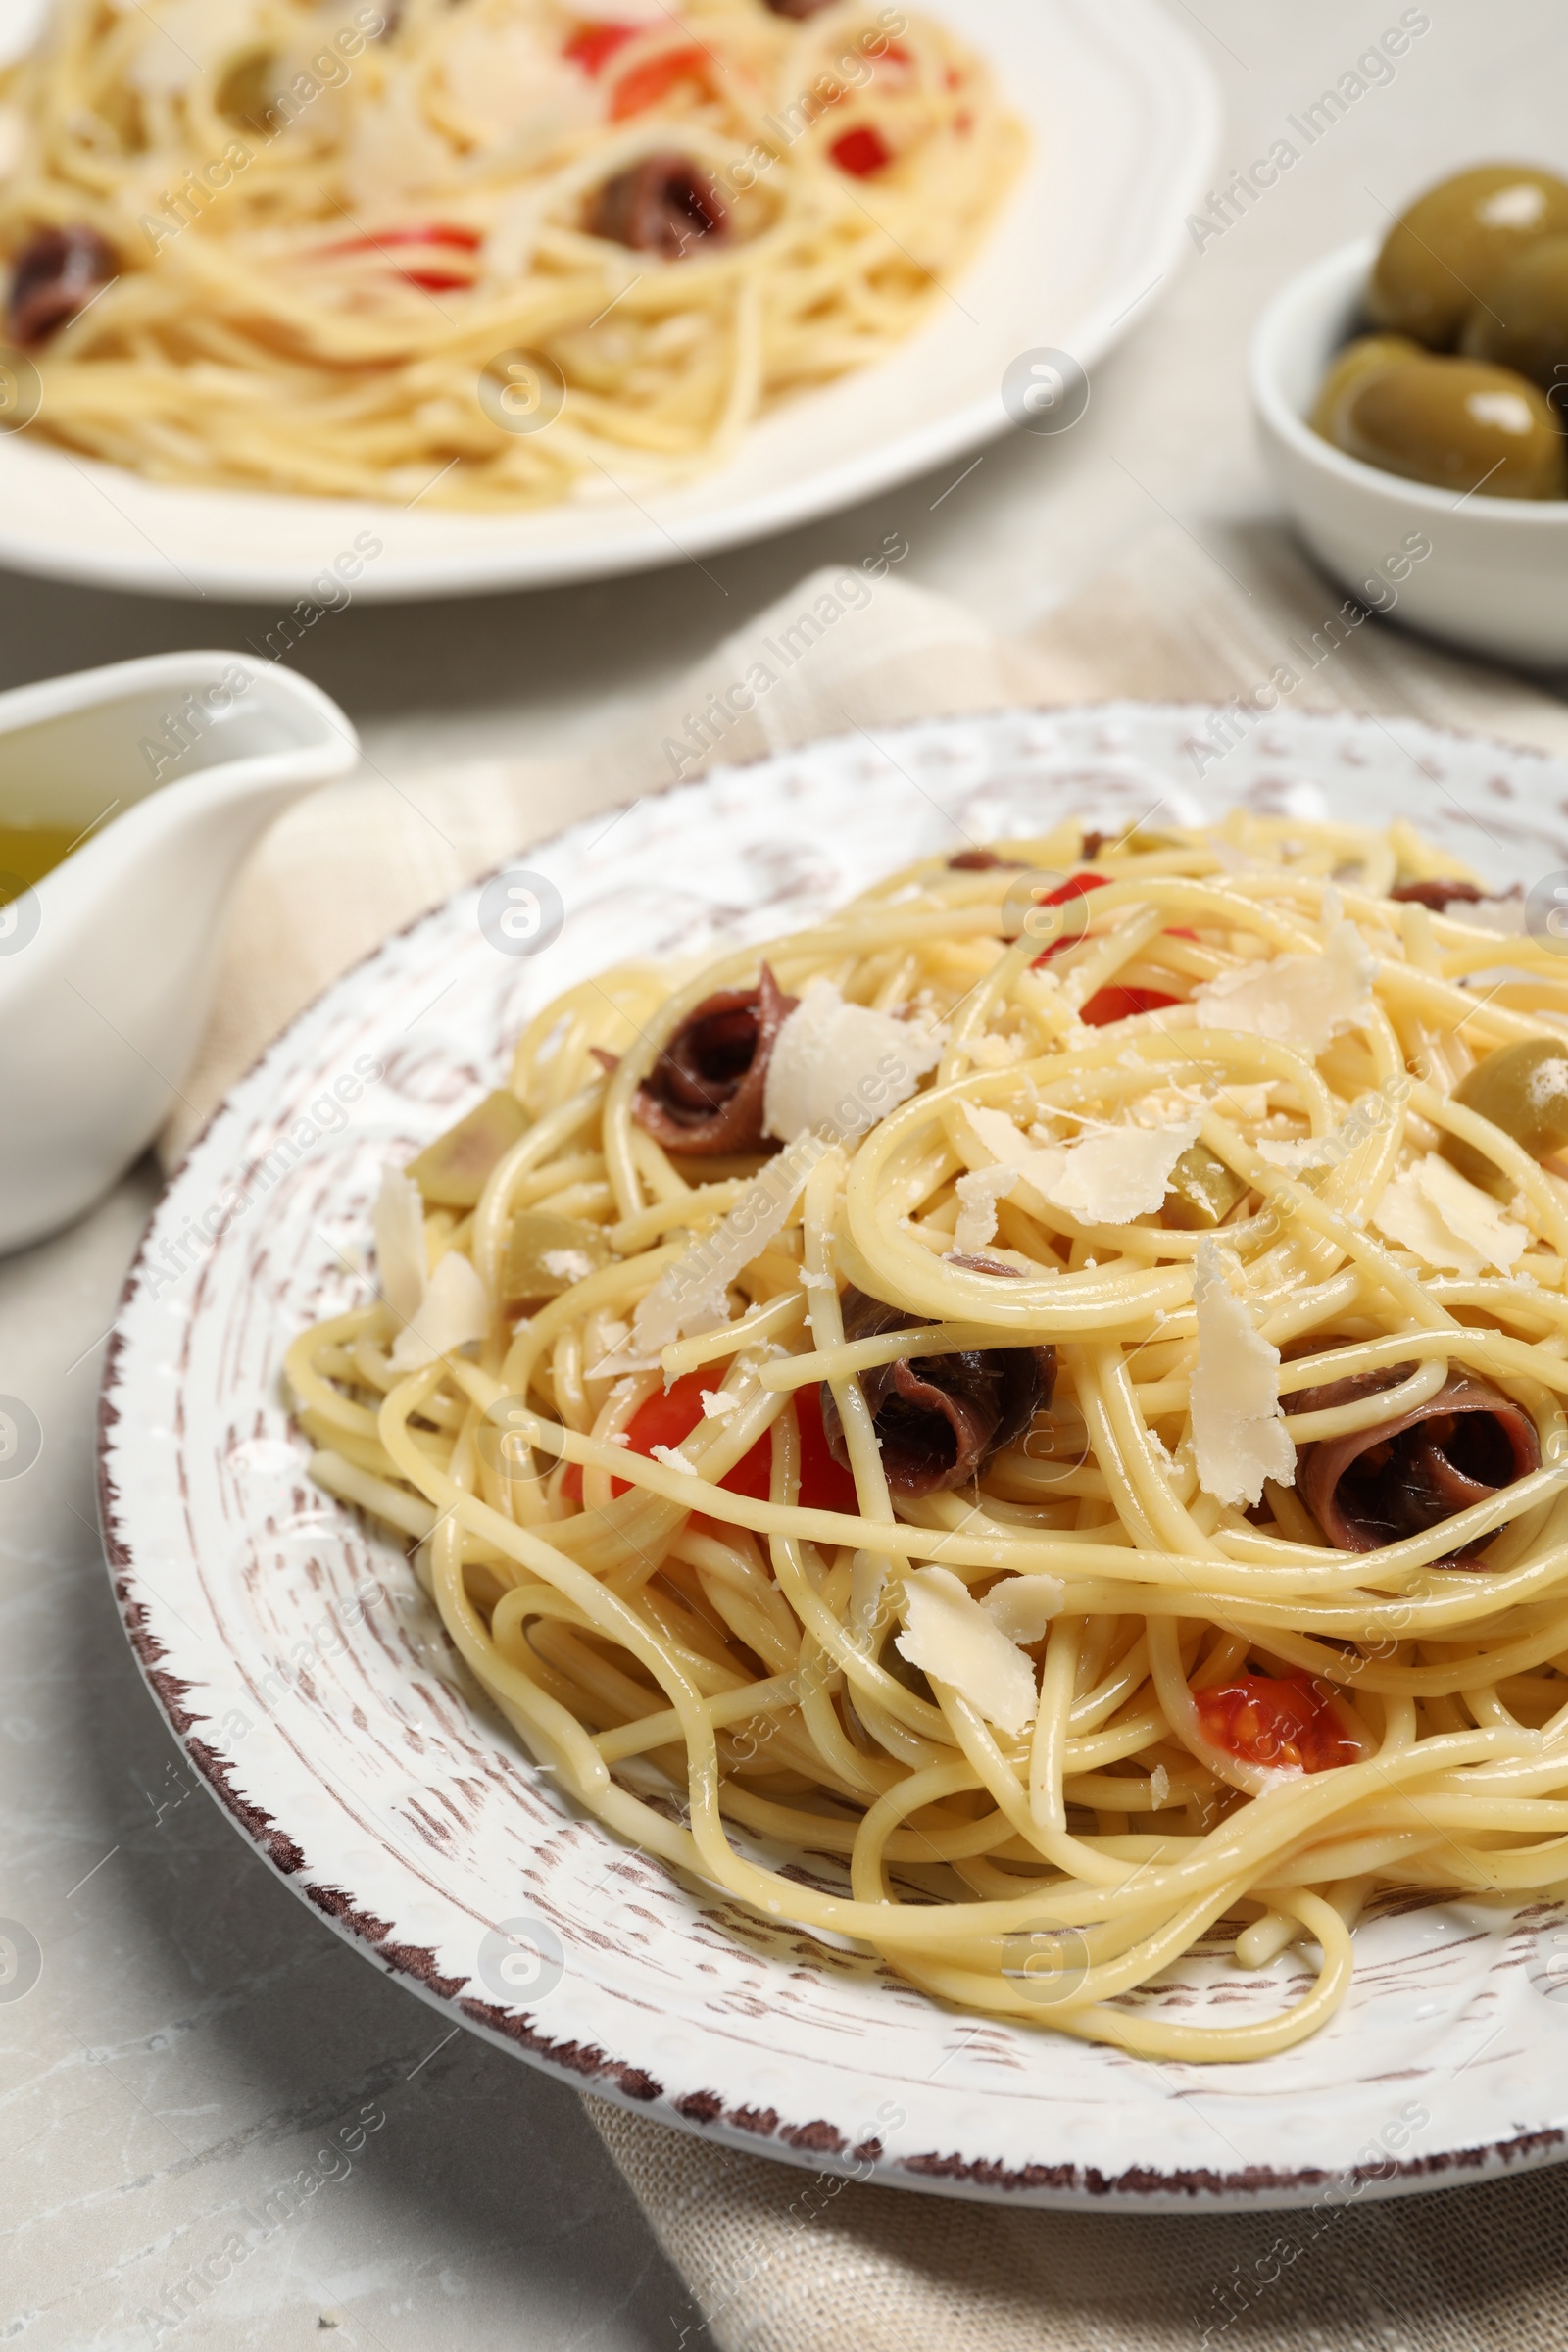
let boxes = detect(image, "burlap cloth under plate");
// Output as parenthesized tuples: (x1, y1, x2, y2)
(167, 520, 1568, 2350)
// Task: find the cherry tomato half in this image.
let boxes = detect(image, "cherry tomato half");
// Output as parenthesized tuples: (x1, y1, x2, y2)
(1028, 875, 1194, 987)
(564, 22, 640, 75)
(831, 126, 893, 177)
(609, 44, 710, 120)
(1031, 871, 1110, 966)
(1079, 985, 1181, 1026)
(563, 1374, 859, 1513)
(1194, 1672, 1353, 1775)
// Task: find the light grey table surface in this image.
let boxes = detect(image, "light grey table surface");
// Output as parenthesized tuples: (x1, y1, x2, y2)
(8, 5, 1568, 2345)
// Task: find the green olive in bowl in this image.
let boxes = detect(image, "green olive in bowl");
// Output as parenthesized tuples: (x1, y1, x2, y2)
(1461, 234, 1568, 393)
(1366, 164, 1568, 347)
(1308, 333, 1422, 442)
(1441, 1037, 1568, 1190)
(1319, 352, 1566, 499)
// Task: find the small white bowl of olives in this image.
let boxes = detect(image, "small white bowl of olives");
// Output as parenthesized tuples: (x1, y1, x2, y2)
(1252, 164, 1568, 668)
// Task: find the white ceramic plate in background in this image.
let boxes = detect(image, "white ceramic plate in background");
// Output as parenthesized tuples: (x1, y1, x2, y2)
(100, 705, 1568, 2210)
(0, 0, 1215, 603)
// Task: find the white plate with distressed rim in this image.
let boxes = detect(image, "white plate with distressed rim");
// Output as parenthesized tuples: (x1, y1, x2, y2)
(0, 0, 1215, 603)
(100, 702, 1568, 2209)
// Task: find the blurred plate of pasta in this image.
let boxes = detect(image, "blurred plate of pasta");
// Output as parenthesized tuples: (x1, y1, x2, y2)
(0, 0, 1213, 600)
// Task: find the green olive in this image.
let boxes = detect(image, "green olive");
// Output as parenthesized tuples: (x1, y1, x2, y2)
(215, 47, 285, 131)
(1441, 1037, 1568, 1189)
(1325, 353, 1566, 499)
(1367, 164, 1568, 347)
(1461, 233, 1568, 393)
(1162, 1142, 1248, 1231)
(502, 1209, 612, 1306)
(1309, 334, 1423, 446)
(407, 1089, 529, 1207)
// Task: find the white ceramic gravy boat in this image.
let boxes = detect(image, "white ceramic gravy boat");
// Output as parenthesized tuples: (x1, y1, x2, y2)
(0, 652, 360, 1253)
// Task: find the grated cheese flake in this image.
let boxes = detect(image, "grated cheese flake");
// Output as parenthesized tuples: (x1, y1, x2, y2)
(650, 1443, 699, 1476)
(700, 1389, 740, 1418)
(960, 1103, 1200, 1232)
(954, 1164, 1019, 1253)
(389, 1248, 490, 1371)
(1190, 1239, 1296, 1507)
(1372, 1153, 1528, 1279)
(896, 1566, 1039, 1737)
(763, 979, 942, 1146)
(1030, 1118, 1201, 1225)
(373, 1166, 427, 1326)
(1194, 918, 1375, 1054)
(541, 1247, 596, 1284)
(618, 1129, 829, 1365)
(982, 1575, 1065, 1647)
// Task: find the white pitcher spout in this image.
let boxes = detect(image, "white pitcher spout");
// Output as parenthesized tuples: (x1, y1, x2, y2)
(0, 653, 360, 1252)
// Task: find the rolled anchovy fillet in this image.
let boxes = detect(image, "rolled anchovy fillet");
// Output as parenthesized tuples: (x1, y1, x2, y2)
(586, 153, 729, 259)
(820, 1283, 1056, 1499)
(1297, 1365, 1540, 1559)
(633, 963, 797, 1155)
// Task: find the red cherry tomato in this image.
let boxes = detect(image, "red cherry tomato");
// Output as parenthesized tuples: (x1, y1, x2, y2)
(1194, 1673, 1353, 1775)
(1025, 872, 1193, 1009)
(562, 1374, 859, 1513)
(317, 225, 481, 292)
(830, 125, 893, 177)
(1031, 871, 1110, 967)
(564, 21, 640, 75)
(323, 224, 482, 253)
(1079, 985, 1181, 1026)
(609, 44, 710, 119)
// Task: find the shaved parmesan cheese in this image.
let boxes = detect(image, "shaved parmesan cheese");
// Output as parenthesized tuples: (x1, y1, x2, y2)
(971, 1033, 1026, 1068)
(1151, 1763, 1170, 1809)
(1211, 1083, 1272, 1124)
(1372, 1154, 1527, 1278)
(896, 1566, 1039, 1737)
(1195, 919, 1375, 1054)
(961, 1103, 1200, 1231)
(389, 1248, 489, 1370)
(650, 1444, 698, 1476)
(127, 0, 260, 93)
(1030, 1119, 1200, 1225)
(1254, 1135, 1328, 1174)
(954, 1164, 1018, 1253)
(700, 1389, 740, 1418)
(376, 1163, 489, 1368)
(966, 1104, 1033, 1167)
(763, 980, 942, 1146)
(437, 15, 591, 146)
(1190, 1239, 1295, 1507)
(542, 1247, 595, 1284)
(373, 1167, 427, 1326)
(982, 1575, 1064, 1647)
(624, 1128, 829, 1361)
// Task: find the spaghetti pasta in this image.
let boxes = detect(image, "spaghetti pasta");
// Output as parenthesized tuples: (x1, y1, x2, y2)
(288, 811, 1568, 2058)
(0, 0, 1021, 504)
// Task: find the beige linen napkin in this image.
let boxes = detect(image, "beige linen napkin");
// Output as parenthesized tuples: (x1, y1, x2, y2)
(165, 519, 1568, 2350)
